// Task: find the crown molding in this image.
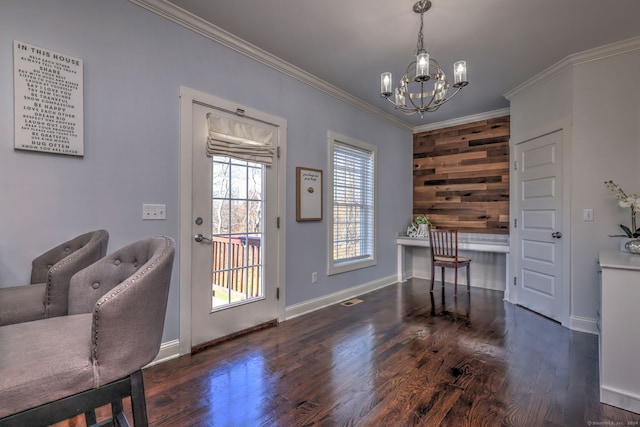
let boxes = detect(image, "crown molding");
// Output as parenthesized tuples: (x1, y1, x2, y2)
(128, 0, 413, 132)
(505, 35, 640, 100)
(412, 108, 510, 133)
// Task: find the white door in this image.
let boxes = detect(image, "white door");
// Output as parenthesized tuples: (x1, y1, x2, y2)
(515, 129, 564, 322)
(190, 102, 281, 348)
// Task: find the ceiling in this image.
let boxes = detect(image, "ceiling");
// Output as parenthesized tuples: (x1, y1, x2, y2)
(149, 0, 640, 129)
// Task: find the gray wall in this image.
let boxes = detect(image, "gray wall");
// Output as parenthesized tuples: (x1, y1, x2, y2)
(0, 0, 413, 342)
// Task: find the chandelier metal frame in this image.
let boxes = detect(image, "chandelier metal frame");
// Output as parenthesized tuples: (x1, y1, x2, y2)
(380, 0, 468, 117)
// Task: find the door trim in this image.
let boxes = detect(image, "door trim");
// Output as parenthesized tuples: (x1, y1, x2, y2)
(509, 117, 572, 328)
(179, 86, 287, 356)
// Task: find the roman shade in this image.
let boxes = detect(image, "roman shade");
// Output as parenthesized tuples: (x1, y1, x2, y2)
(206, 113, 275, 166)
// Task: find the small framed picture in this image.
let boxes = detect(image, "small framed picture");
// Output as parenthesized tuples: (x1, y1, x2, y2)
(296, 167, 322, 221)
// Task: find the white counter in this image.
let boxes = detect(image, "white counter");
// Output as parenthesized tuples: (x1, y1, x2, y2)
(599, 249, 640, 414)
(599, 249, 640, 270)
(396, 233, 510, 296)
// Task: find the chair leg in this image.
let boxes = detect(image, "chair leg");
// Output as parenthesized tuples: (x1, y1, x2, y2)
(130, 370, 149, 427)
(441, 267, 445, 292)
(429, 291, 436, 315)
(454, 265, 458, 298)
(430, 261, 435, 292)
(84, 410, 97, 426)
(466, 264, 471, 293)
(112, 399, 130, 427)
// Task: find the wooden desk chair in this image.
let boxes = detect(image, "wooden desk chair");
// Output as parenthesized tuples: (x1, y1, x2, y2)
(428, 227, 471, 297)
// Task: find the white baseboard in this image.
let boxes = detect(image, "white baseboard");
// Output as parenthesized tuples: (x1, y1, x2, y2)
(569, 315, 599, 335)
(411, 268, 429, 281)
(146, 339, 181, 367)
(285, 274, 397, 320)
(601, 385, 640, 414)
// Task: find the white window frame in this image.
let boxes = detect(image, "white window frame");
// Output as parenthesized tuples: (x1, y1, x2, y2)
(327, 131, 377, 275)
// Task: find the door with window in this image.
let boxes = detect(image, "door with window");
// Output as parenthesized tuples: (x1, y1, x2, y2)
(190, 101, 282, 348)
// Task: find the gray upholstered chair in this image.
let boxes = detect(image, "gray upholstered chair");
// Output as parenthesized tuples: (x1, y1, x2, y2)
(0, 229, 109, 326)
(0, 236, 175, 427)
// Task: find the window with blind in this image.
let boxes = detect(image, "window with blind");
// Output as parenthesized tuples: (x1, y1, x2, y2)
(328, 131, 377, 275)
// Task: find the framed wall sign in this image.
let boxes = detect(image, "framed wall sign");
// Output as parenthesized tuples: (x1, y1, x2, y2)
(296, 167, 322, 221)
(13, 40, 84, 156)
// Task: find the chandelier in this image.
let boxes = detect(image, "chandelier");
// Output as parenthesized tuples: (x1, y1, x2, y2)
(380, 0, 468, 117)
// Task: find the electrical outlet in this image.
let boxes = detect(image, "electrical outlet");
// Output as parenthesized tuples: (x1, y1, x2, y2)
(312, 272, 318, 283)
(143, 204, 166, 220)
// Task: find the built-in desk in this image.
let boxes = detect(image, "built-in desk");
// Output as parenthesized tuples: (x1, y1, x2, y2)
(598, 250, 640, 414)
(396, 234, 510, 295)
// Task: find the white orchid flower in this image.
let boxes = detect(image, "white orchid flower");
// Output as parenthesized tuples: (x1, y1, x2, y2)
(620, 198, 635, 208)
(606, 180, 639, 237)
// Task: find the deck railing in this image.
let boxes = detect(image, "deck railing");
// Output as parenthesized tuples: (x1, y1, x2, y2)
(212, 235, 261, 298)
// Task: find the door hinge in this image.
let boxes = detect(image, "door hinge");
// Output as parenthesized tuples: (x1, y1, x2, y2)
(277, 146, 281, 158)
(514, 160, 518, 171)
(276, 216, 280, 229)
(514, 218, 517, 228)
(514, 277, 517, 286)
(276, 287, 280, 300)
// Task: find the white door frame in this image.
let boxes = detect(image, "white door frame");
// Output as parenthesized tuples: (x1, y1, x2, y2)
(509, 117, 572, 327)
(178, 86, 287, 356)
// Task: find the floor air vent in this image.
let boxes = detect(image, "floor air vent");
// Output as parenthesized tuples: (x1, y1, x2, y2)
(340, 298, 363, 307)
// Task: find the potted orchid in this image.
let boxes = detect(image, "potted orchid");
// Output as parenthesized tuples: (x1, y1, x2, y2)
(604, 180, 640, 238)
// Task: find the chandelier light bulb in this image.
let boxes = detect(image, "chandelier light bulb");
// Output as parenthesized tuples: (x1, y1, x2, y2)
(416, 52, 430, 81)
(395, 87, 406, 107)
(434, 79, 446, 103)
(453, 61, 468, 87)
(380, 72, 393, 97)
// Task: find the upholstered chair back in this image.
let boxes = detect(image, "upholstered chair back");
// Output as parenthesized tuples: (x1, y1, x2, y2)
(0, 229, 109, 326)
(31, 229, 110, 318)
(68, 236, 175, 386)
(31, 230, 108, 284)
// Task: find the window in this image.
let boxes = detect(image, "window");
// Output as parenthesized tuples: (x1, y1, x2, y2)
(328, 132, 377, 275)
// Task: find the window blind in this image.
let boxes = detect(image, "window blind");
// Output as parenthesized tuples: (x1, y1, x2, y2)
(332, 141, 375, 264)
(206, 113, 275, 166)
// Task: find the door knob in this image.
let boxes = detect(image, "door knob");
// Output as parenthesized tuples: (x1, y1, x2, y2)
(551, 231, 562, 239)
(194, 233, 212, 243)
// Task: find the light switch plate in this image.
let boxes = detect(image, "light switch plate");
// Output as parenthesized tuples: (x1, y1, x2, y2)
(583, 208, 594, 222)
(143, 204, 166, 220)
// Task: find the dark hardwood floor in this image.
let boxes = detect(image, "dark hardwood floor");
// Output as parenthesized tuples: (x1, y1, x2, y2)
(60, 279, 639, 426)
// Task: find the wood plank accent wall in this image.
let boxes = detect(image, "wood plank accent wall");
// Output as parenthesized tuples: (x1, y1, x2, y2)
(413, 115, 510, 234)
